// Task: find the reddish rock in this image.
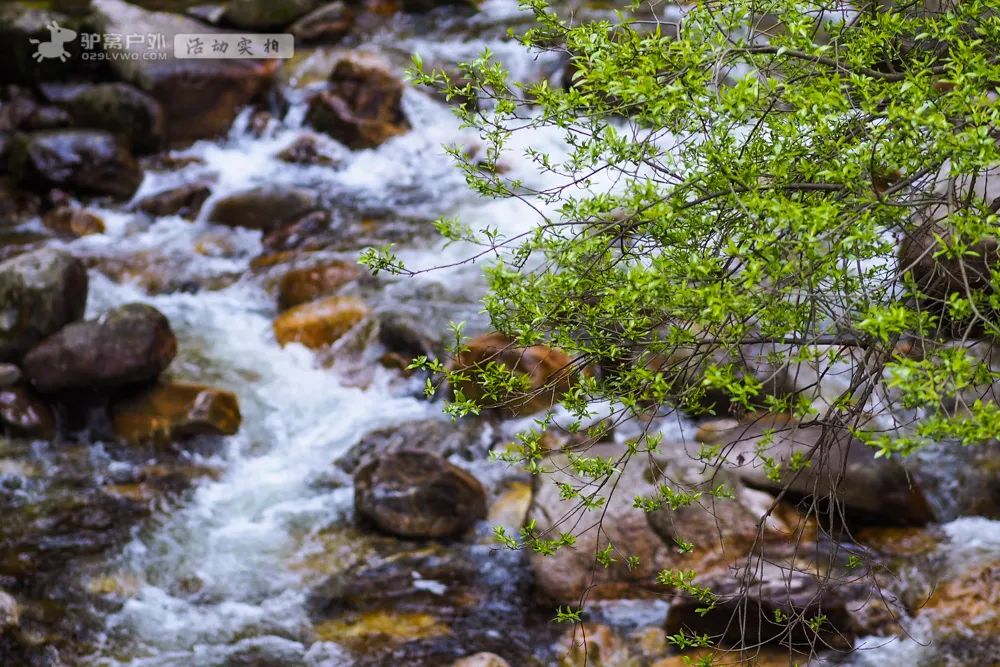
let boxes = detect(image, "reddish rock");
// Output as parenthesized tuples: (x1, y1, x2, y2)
(276, 260, 361, 310)
(41, 206, 105, 237)
(111, 381, 241, 446)
(273, 295, 368, 349)
(134, 183, 212, 219)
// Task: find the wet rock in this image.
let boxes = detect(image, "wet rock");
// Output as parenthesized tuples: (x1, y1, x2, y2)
(223, 0, 323, 29)
(261, 210, 335, 252)
(1, 86, 72, 133)
(453, 653, 510, 667)
(273, 295, 369, 349)
(41, 206, 105, 237)
(487, 481, 532, 534)
(354, 449, 486, 538)
(91, 0, 280, 144)
(111, 381, 241, 446)
(338, 418, 486, 474)
(663, 560, 864, 651)
(306, 57, 410, 150)
(0, 384, 55, 438)
(65, 82, 166, 154)
(0, 589, 17, 633)
(0, 7, 86, 84)
(450, 332, 578, 416)
(0, 248, 87, 362)
(23, 303, 177, 393)
(276, 135, 340, 166)
(134, 182, 212, 219)
(920, 559, 1000, 640)
(711, 414, 934, 526)
(290, 2, 355, 43)
(208, 185, 319, 232)
(276, 259, 361, 310)
(555, 623, 630, 667)
(8, 130, 142, 200)
(0, 363, 21, 386)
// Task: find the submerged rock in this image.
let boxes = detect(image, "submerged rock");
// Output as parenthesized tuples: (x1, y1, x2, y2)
(0, 384, 55, 438)
(276, 259, 361, 310)
(91, 0, 280, 144)
(354, 449, 486, 538)
(306, 57, 410, 150)
(111, 381, 241, 446)
(8, 130, 142, 200)
(42, 206, 105, 237)
(0, 248, 87, 362)
(276, 135, 341, 166)
(450, 332, 578, 416)
(23, 303, 177, 392)
(208, 185, 319, 232)
(273, 295, 369, 349)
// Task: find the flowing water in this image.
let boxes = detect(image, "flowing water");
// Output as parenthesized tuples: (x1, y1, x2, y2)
(5, 1, 1000, 665)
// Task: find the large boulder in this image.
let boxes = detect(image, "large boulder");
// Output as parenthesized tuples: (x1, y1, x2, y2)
(354, 449, 486, 538)
(8, 130, 143, 199)
(91, 0, 280, 144)
(207, 185, 319, 232)
(703, 414, 934, 525)
(450, 332, 578, 416)
(65, 82, 166, 154)
(111, 381, 241, 446)
(306, 57, 410, 150)
(273, 295, 369, 349)
(0, 6, 86, 84)
(23, 303, 177, 392)
(0, 248, 87, 362)
(224, 0, 323, 29)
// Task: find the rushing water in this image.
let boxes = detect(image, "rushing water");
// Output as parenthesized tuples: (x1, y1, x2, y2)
(9, 1, 999, 665)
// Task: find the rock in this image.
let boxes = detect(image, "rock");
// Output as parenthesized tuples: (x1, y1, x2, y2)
(91, 0, 280, 144)
(41, 206, 105, 237)
(134, 182, 212, 219)
(273, 295, 368, 349)
(0, 248, 87, 362)
(0, 589, 18, 633)
(65, 83, 166, 154)
(453, 653, 510, 667)
(261, 210, 335, 252)
(290, 2, 354, 43)
(23, 303, 177, 392)
(0, 363, 21, 386)
(0, 384, 55, 438)
(487, 481, 532, 534)
(8, 130, 143, 199)
(337, 418, 486, 474)
(920, 559, 1000, 640)
(662, 560, 868, 651)
(712, 414, 934, 525)
(0, 6, 85, 83)
(111, 381, 241, 446)
(354, 449, 486, 538)
(1, 85, 72, 133)
(208, 185, 318, 232)
(402, 0, 479, 11)
(276, 260, 361, 310)
(276, 135, 340, 166)
(0, 177, 41, 226)
(450, 332, 578, 416)
(223, 0, 323, 29)
(306, 57, 410, 150)
(555, 623, 630, 667)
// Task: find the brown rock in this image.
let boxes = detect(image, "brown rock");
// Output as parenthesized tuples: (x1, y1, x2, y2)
(354, 448, 486, 538)
(207, 185, 318, 232)
(91, 0, 279, 144)
(0, 363, 21, 386)
(0, 384, 54, 438)
(23, 303, 176, 392)
(556, 623, 629, 666)
(276, 259, 361, 310)
(42, 206, 105, 237)
(306, 57, 410, 150)
(134, 183, 212, 219)
(290, 2, 355, 43)
(65, 82, 166, 154)
(111, 381, 241, 446)
(453, 653, 510, 667)
(273, 295, 368, 349)
(450, 332, 577, 416)
(261, 210, 334, 252)
(921, 559, 1000, 639)
(276, 135, 340, 166)
(0, 177, 40, 226)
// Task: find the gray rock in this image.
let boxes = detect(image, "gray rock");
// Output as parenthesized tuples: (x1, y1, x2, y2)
(0, 248, 87, 362)
(66, 82, 166, 154)
(0, 363, 20, 386)
(207, 185, 318, 232)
